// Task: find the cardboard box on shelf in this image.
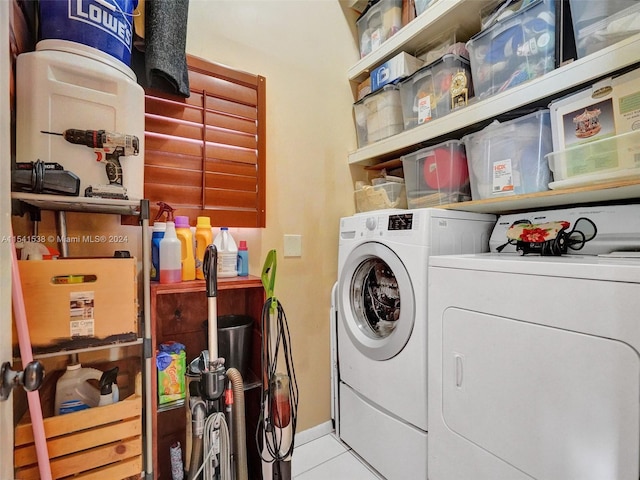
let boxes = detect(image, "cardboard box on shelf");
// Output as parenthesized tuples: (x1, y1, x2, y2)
(549, 67, 640, 152)
(15, 257, 139, 352)
(370, 52, 424, 93)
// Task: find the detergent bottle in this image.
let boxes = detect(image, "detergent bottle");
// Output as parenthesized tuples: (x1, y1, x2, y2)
(54, 363, 118, 415)
(195, 216, 213, 280)
(175, 216, 196, 281)
(160, 220, 182, 284)
(151, 222, 166, 281)
(213, 227, 238, 277)
(237, 240, 249, 276)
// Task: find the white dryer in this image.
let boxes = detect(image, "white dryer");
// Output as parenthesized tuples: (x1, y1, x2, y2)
(336, 208, 495, 480)
(428, 253, 640, 480)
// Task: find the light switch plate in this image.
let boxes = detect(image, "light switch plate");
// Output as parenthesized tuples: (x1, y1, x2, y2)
(284, 234, 302, 257)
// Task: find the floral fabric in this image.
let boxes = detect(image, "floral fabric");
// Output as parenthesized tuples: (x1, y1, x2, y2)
(506, 221, 570, 243)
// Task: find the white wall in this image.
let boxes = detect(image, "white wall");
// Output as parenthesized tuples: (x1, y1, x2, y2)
(186, 0, 360, 430)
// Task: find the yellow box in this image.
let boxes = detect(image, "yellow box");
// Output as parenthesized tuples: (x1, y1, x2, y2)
(15, 258, 138, 351)
(14, 394, 142, 480)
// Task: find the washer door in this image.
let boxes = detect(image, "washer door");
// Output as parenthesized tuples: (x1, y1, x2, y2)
(338, 242, 415, 360)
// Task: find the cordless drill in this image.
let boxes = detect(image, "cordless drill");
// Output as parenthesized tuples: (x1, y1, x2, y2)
(42, 129, 139, 199)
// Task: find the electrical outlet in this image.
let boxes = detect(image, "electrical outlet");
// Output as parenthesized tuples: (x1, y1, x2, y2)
(283, 234, 302, 257)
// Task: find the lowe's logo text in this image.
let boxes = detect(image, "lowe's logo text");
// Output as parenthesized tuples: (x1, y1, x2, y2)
(69, 0, 133, 52)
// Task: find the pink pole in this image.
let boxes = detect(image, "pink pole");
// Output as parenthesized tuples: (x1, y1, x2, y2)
(10, 228, 52, 480)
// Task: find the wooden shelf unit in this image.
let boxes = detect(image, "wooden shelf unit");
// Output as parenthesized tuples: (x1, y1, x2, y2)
(150, 276, 265, 479)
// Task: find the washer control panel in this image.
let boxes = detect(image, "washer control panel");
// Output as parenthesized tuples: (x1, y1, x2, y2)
(388, 213, 413, 231)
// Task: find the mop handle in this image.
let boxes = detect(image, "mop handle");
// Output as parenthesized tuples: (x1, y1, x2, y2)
(10, 228, 52, 480)
(203, 244, 218, 360)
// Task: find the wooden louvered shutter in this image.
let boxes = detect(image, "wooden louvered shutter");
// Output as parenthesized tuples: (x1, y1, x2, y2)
(143, 55, 266, 227)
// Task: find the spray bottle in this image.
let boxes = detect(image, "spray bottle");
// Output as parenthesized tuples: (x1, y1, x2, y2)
(159, 204, 182, 284)
(54, 363, 119, 415)
(98, 367, 120, 406)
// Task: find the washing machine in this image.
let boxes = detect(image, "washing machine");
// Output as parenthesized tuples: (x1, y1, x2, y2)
(428, 204, 640, 480)
(335, 208, 496, 480)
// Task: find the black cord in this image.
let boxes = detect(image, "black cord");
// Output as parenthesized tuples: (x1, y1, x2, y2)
(256, 298, 299, 465)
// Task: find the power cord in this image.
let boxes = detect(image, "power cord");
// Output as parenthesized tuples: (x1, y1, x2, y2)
(257, 298, 299, 465)
(191, 412, 230, 480)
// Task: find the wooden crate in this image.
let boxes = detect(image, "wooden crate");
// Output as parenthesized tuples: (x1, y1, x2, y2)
(15, 258, 139, 352)
(14, 394, 142, 480)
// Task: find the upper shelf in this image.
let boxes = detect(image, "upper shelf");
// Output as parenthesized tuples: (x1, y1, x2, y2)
(348, 0, 488, 83)
(438, 178, 640, 214)
(348, 15, 640, 166)
(12, 192, 144, 216)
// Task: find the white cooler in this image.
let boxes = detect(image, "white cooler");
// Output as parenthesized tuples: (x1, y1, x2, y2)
(16, 40, 145, 200)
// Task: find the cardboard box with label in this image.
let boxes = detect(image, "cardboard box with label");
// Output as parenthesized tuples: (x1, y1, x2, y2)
(15, 257, 138, 352)
(370, 52, 424, 93)
(548, 67, 640, 188)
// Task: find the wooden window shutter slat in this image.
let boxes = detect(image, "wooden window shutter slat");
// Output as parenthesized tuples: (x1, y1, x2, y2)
(143, 55, 266, 228)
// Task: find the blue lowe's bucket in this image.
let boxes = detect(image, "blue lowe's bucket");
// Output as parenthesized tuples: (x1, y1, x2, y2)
(39, 0, 137, 66)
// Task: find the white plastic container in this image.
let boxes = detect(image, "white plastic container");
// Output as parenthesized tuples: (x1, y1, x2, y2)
(213, 227, 238, 278)
(160, 221, 182, 284)
(54, 363, 102, 415)
(15, 40, 145, 199)
(547, 129, 640, 189)
(466, 0, 556, 99)
(356, 0, 403, 58)
(354, 84, 403, 147)
(354, 182, 407, 212)
(570, 0, 640, 58)
(401, 140, 471, 208)
(463, 110, 553, 200)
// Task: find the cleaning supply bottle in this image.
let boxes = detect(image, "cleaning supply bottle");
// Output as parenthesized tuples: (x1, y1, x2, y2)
(98, 367, 120, 407)
(160, 220, 182, 284)
(54, 363, 103, 415)
(195, 216, 213, 280)
(175, 216, 196, 281)
(213, 227, 238, 277)
(237, 240, 249, 276)
(151, 222, 166, 281)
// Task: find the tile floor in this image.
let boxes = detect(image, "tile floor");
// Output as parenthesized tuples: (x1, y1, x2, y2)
(292, 433, 383, 480)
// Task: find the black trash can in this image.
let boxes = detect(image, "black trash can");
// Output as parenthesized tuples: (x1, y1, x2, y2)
(215, 314, 254, 379)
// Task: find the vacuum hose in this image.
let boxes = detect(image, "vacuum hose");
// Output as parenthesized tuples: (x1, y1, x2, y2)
(187, 400, 207, 480)
(227, 367, 248, 480)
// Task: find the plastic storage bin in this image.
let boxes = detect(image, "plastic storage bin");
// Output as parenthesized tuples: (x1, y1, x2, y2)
(547, 130, 640, 189)
(355, 182, 407, 212)
(399, 54, 473, 130)
(354, 84, 403, 147)
(401, 140, 471, 208)
(357, 0, 403, 58)
(466, 0, 557, 100)
(570, 0, 640, 58)
(463, 109, 553, 199)
(415, 0, 439, 17)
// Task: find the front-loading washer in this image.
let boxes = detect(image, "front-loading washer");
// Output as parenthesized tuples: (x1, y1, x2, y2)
(335, 208, 495, 480)
(428, 253, 640, 480)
